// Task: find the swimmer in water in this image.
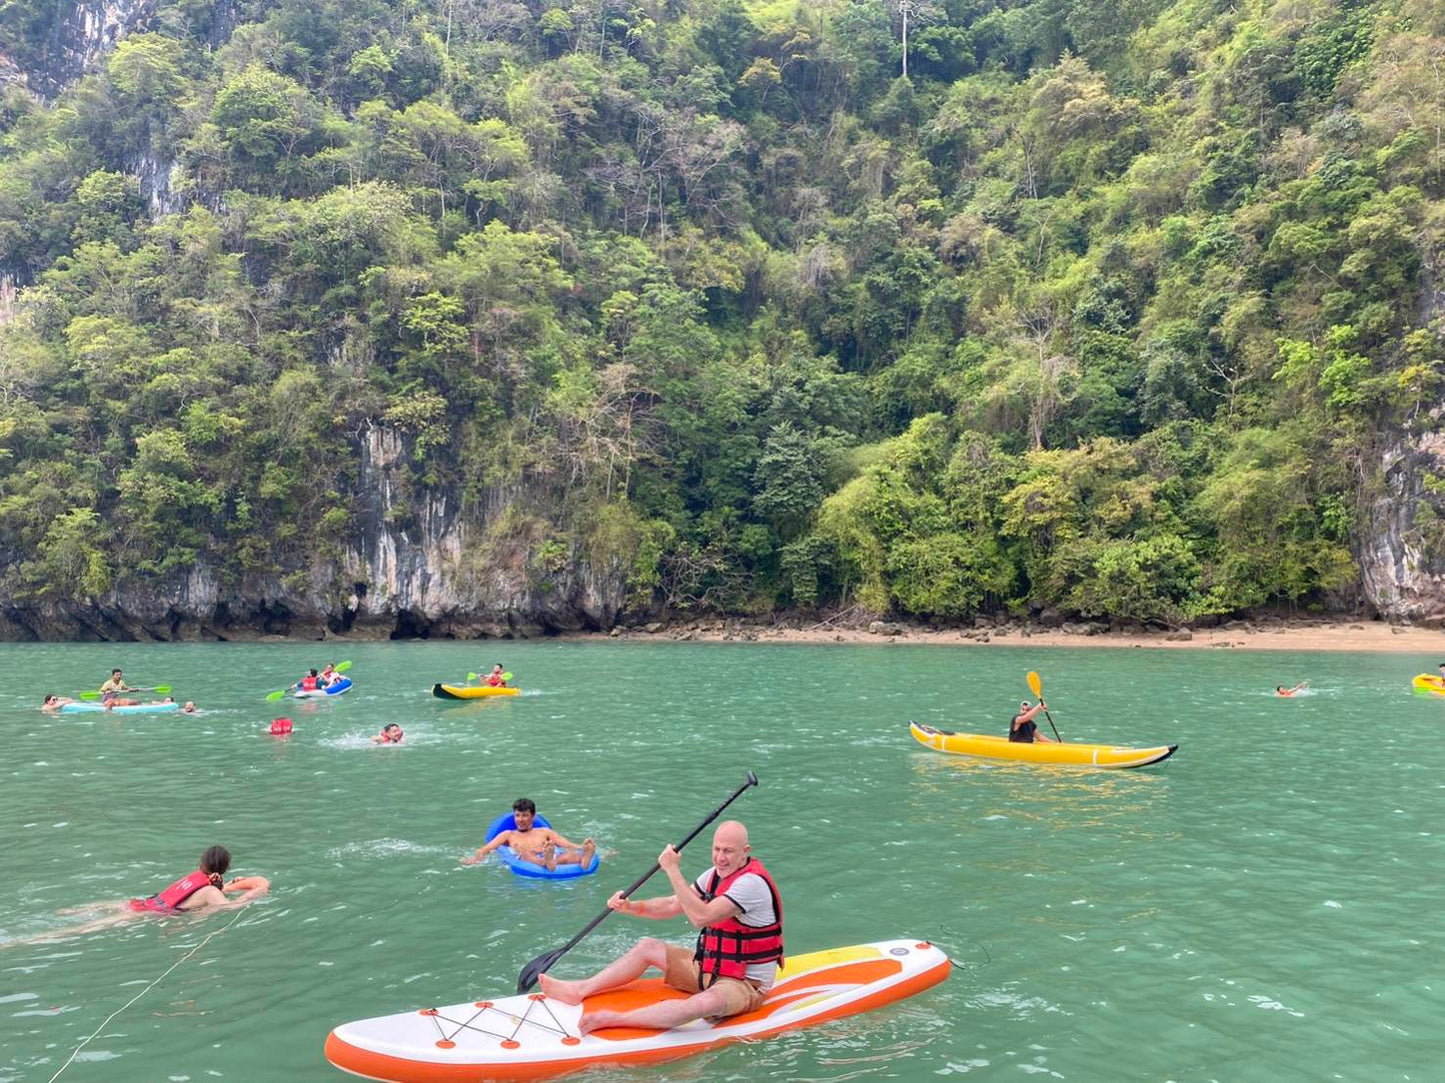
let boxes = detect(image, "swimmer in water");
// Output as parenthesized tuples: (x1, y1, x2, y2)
(2, 845, 269, 947)
(1275, 683, 1309, 697)
(371, 723, 404, 744)
(41, 694, 77, 711)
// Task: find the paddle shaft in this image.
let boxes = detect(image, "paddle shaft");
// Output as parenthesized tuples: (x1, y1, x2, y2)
(1027, 671, 1062, 742)
(516, 770, 758, 993)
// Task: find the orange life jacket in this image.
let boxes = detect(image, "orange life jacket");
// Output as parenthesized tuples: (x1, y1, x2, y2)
(128, 869, 219, 913)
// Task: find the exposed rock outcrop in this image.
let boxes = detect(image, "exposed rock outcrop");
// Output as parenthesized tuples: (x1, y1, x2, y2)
(1358, 429, 1445, 624)
(0, 423, 631, 641)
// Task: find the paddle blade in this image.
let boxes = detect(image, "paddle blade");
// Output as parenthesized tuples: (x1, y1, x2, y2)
(80, 691, 101, 701)
(466, 672, 478, 681)
(266, 689, 286, 702)
(501, 671, 513, 681)
(153, 684, 172, 694)
(1027, 671, 1042, 698)
(336, 661, 352, 673)
(517, 947, 567, 994)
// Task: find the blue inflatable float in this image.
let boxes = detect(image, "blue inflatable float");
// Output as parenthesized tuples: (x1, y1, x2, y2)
(484, 813, 600, 880)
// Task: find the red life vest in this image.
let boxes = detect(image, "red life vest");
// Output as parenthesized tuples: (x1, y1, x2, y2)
(693, 858, 784, 985)
(300, 676, 320, 691)
(380, 727, 403, 743)
(485, 674, 503, 687)
(127, 869, 219, 913)
(270, 717, 293, 735)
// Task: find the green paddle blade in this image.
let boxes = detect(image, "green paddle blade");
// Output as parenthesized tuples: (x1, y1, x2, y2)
(152, 684, 172, 694)
(336, 660, 352, 673)
(467, 672, 479, 681)
(266, 689, 287, 701)
(501, 671, 513, 681)
(79, 691, 101, 700)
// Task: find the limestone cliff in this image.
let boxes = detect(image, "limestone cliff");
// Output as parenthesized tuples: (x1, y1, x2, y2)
(1358, 430, 1445, 626)
(0, 422, 630, 641)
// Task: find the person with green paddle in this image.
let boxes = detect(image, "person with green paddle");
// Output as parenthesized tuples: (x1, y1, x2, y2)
(481, 664, 510, 688)
(266, 661, 351, 700)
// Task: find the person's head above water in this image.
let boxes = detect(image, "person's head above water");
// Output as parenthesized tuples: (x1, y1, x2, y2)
(111, 668, 122, 678)
(383, 723, 402, 738)
(183, 701, 196, 712)
(200, 844, 232, 883)
(711, 820, 751, 878)
(43, 694, 58, 706)
(512, 797, 537, 829)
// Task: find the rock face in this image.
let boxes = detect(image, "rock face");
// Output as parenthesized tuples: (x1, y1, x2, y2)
(1358, 430, 1445, 623)
(0, 423, 631, 641)
(11, 0, 158, 100)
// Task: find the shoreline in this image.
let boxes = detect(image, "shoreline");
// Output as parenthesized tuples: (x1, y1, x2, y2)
(564, 618, 1445, 654)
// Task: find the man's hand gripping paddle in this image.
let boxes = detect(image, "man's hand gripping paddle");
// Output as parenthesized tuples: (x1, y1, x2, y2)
(1027, 670, 1062, 742)
(516, 770, 759, 994)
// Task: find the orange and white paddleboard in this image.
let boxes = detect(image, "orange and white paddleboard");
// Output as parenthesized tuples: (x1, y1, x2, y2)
(325, 939, 950, 1081)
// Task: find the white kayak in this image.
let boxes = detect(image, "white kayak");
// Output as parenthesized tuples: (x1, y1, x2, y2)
(325, 938, 950, 1080)
(59, 701, 180, 715)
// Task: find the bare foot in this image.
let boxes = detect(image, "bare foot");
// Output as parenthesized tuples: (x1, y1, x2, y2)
(538, 973, 585, 1005)
(542, 841, 557, 871)
(577, 1009, 619, 1035)
(581, 839, 596, 867)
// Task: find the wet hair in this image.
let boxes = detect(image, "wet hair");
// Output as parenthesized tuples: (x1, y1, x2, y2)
(308, 668, 318, 676)
(111, 668, 122, 676)
(44, 694, 56, 704)
(199, 845, 232, 876)
(385, 723, 401, 734)
(493, 663, 504, 669)
(513, 797, 536, 814)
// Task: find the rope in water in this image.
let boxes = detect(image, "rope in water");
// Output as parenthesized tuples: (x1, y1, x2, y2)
(47, 908, 248, 1083)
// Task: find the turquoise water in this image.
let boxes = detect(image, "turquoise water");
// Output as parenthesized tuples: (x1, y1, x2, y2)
(2, 642, 1441, 1081)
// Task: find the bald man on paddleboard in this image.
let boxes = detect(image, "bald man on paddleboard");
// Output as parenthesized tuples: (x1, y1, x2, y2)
(539, 820, 782, 1034)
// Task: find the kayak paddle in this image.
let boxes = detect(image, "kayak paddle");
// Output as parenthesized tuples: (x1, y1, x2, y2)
(466, 671, 513, 682)
(266, 660, 352, 700)
(1026, 671, 1062, 742)
(79, 684, 172, 700)
(516, 770, 759, 994)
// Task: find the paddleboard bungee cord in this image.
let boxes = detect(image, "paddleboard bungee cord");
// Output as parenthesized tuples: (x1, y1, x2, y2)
(46, 907, 249, 1083)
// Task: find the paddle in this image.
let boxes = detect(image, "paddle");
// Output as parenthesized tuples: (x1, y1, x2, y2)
(266, 660, 351, 700)
(79, 684, 172, 700)
(515, 770, 760, 995)
(1026, 671, 1062, 743)
(467, 671, 513, 683)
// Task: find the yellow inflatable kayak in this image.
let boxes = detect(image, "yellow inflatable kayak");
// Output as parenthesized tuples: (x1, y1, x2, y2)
(909, 721, 1176, 769)
(1412, 674, 1445, 695)
(432, 683, 520, 699)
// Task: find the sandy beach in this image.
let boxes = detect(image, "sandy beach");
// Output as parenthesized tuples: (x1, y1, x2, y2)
(580, 617, 1445, 654)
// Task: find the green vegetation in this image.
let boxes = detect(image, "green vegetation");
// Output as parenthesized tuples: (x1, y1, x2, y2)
(2, 0, 1443, 624)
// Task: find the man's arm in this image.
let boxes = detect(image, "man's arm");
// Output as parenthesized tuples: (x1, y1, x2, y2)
(658, 846, 744, 929)
(607, 892, 684, 919)
(462, 832, 509, 864)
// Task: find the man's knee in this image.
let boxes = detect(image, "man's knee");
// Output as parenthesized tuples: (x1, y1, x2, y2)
(633, 937, 668, 962)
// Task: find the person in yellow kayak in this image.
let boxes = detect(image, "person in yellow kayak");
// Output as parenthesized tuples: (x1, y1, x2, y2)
(463, 798, 594, 871)
(482, 664, 508, 688)
(538, 820, 782, 1035)
(1009, 700, 1056, 743)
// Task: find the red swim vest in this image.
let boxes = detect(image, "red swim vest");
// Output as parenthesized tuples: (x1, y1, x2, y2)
(380, 727, 403, 743)
(485, 674, 503, 686)
(693, 858, 784, 985)
(300, 676, 320, 691)
(270, 717, 293, 735)
(127, 869, 219, 913)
